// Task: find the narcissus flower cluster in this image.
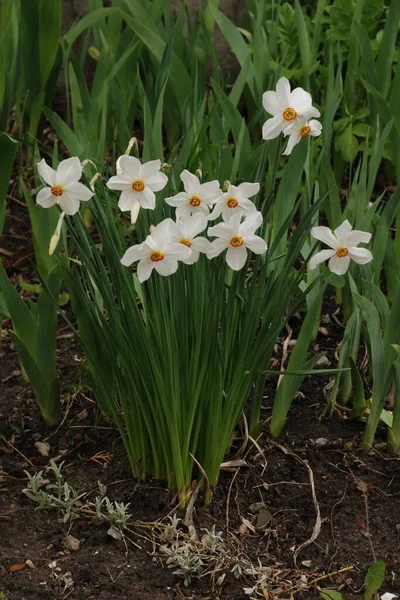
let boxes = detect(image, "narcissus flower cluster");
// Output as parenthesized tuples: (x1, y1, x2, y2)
(36, 77, 373, 281)
(118, 167, 267, 282)
(262, 77, 322, 156)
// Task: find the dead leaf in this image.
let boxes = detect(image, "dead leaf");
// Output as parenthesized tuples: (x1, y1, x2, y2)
(77, 409, 88, 421)
(240, 517, 255, 533)
(9, 564, 26, 573)
(63, 535, 80, 551)
(35, 441, 50, 457)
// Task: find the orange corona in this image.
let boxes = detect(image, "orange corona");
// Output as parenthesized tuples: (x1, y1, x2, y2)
(300, 125, 311, 137)
(335, 247, 349, 258)
(51, 185, 63, 197)
(226, 198, 239, 208)
(282, 107, 297, 121)
(132, 180, 145, 192)
(150, 251, 164, 262)
(189, 196, 201, 207)
(230, 236, 244, 247)
(180, 239, 192, 248)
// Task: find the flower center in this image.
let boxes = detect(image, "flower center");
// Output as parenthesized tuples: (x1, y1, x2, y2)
(51, 185, 64, 197)
(300, 125, 311, 137)
(230, 236, 244, 247)
(150, 251, 164, 262)
(226, 197, 239, 209)
(189, 196, 201, 207)
(282, 107, 297, 121)
(335, 246, 349, 258)
(180, 238, 192, 248)
(132, 179, 145, 192)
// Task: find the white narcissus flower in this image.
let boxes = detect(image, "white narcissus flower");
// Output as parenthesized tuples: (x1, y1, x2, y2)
(169, 214, 213, 265)
(37, 157, 94, 215)
(310, 220, 373, 275)
(165, 170, 222, 220)
(282, 117, 323, 156)
(208, 182, 259, 221)
(262, 77, 320, 141)
(121, 218, 191, 282)
(207, 211, 268, 271)
(107, 155, 168, 223)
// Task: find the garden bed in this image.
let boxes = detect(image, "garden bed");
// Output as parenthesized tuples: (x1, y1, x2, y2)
(1, 285, 399, 599)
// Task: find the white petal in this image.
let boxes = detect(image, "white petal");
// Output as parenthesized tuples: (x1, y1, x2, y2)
(262, 91, 281, 116)
(118, 189, 136, 211)
(152, 218, 175, 245)
(262, 115, 284, 140)
(191, 237, 213, 254)
(208, 204, 223, 221)
(146, 172, 168, 192)
(165, 191, 188, 207)
(165, 242, 191, 260)
(138, 187, 155, 209)
(176, 205, 193, 221)
(348, 247, 373, 264)
(118, 155, 141, 179)
(328, 255, 350, 275)
(275, 77, 291, 106)
(154, 257, 179, 277)
(56, 157, 82, 186)
(344, 230, 372, 246)
(334, 220, 353, 245)
(140, 159, 161, 179)
(37, 159, 56, 186)
(381, 593, 397, 600)
(106, 175, 132, 191)
(36, 187, 56, 208)
(180, 170, 200, 194)
(58, 192, 80, 216)
(181, 248, 198, 265)
(208, 222, 234, 240)
(237, 182, 260, 198)
(121, 244, 149, 266)
(311, 226, 338, 249)
(240, 211, 263, 236)
(302, 106, 321, 119)
(208, 238, 230, 258)
(66, 181, 94, 201)
(309, 249, 336, 270)
(289, 87, 313, 111)
(283, 132, 302, 156)
(137, 258, 154, 282)
(244, 235, 268, 254)
(309, 119, 323, 136)
(226, 245, 248, 270)
(198, 181, 222, 203)
(185, 213, 208, 238)
(131, 202, 141, 224)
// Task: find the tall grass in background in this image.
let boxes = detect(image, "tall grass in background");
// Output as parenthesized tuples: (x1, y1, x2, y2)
(0, 0, 400, 470)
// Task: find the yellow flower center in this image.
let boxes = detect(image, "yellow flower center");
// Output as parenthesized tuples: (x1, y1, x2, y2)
(282, 107, 297, 121)
(51, 185, 64, 197)
(150, 251, 164, 262)
(132, 179, 145, 192)
(226, 197, 239, 208)
(300, 125, 311, 137)
(189, 196, 201, 207)
(180, 238, 192, 248)
(336, 246, 349, 258)
(230, 236, 244, 247)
